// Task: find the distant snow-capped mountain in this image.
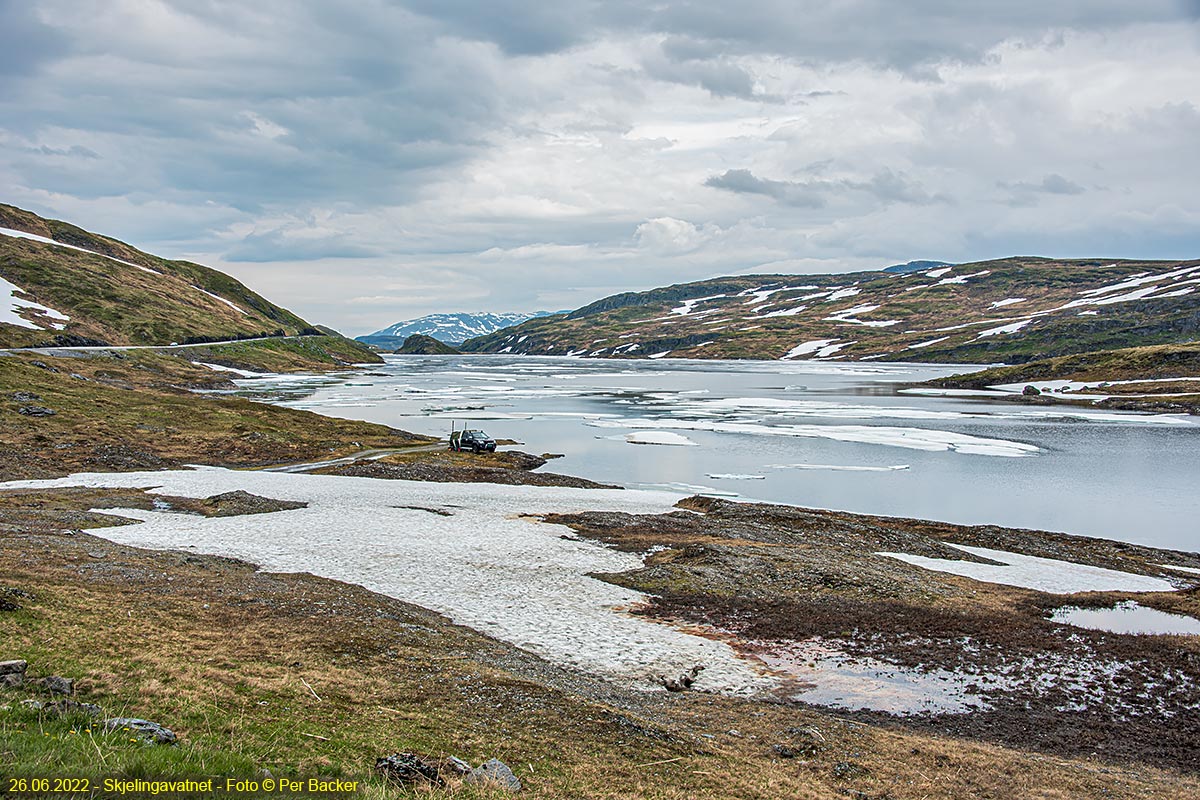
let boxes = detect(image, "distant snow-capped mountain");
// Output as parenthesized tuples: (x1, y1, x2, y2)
(356, 311, 556, 347)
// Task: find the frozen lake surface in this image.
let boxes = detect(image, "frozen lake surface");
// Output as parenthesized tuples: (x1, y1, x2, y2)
(227, 355, 1200, 551)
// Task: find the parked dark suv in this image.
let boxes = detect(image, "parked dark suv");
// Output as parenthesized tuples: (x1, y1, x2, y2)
(449, 429, 497, 453)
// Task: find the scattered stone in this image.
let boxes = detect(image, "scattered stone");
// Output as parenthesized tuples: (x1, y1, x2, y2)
(0, 588, 33, 611)
(1022, 385, 1041, 396)
(441, 756, 474, 777)
(779, 726, 824, 757)
(1, 674, 24, 689)
(39, 676, 74, 695)
(375, 753, 444, 786)
(10, 391, 40, 402)
(41, 699, 103, 718)
(17, 406, 56, 417)
(662, 664, 705, 692)
(0, 660, 27, 676)
(103, 717, 177, 745)
(466, 758, 522, 792)
(29, 361, 59, 372)
(833, 760, 869, 780)
(772, 744, 799, 759)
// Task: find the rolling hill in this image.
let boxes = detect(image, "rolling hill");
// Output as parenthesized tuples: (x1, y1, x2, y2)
(461, 257, 1200, 363)
(0, 204, 318, 348)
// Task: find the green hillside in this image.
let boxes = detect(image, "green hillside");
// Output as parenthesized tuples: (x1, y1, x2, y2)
(0, 204, 314, 348)
(462, 257, 1200, 363)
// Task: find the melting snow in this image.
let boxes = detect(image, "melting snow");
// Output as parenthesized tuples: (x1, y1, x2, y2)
(782, 339, 838, 359)
(925, 267, 953, 278)
(0, 468, 772, 695)
(0, 275, 71, 330)
(1077, 265, 1200, 298)
(193, 362, 268, 378)
(907, 336, 950, 349)
(0, 226, 162, 275)
(989, 298, 1027, 309)
(196, 288, 248, 315)
(824, 303, 900, 327)
(977, 319, 1031, 337)
(671, 294, 727, 316)
(879, 544, 1178, 594)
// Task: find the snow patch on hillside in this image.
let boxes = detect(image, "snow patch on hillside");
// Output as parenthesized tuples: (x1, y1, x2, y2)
(1, 226, 162, 274)
(0, 275, 71, 330)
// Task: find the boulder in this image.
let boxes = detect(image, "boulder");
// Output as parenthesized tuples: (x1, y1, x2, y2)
(40, 676, 73, 695)
(375, 753, 444, 786)
(661, 664, 705, 692)
(0, 660, 27, 676)
(1022, 384, 1041, 396)
(103, 718, 177, 745)
(27, 699, 104, 718)
(0, 588, 32, 612)
(466, 759, 522, 792)
(441, 756, 473, 777)
(17, 405, 56, 417)
(10, 391, 40, 402)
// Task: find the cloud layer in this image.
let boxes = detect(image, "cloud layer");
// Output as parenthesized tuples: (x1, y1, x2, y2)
(2, 1, 1198, 333)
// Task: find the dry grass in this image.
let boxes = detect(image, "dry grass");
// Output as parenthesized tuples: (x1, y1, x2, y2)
(2, 508, 1197, 799)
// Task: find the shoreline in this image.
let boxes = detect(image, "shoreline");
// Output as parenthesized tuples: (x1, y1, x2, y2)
(3, 347, 1200, 797)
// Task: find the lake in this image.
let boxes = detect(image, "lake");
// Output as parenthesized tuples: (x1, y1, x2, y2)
(227, 355, 1200, 552)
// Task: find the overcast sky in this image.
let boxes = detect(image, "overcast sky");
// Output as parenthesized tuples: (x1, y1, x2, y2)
(2, 1, 1198, 334)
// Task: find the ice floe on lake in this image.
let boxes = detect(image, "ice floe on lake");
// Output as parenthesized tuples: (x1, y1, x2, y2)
(0, 468, 775, 695)
(586, 417, 1040, 456)
(615, 431, 698, 446)
(767, 463, 910, 472)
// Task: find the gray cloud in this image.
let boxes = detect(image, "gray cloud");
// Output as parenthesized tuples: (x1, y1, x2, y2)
(224, 229, 380, 263)
(706, 168, 940, 207)
(1, 1, 1196, 333)
(0, 4, 70, 82)
(396, 1, 1192, 70)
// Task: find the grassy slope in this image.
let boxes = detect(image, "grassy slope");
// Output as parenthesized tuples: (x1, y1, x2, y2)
(461, 258, 1200, 363)
(0, 204, 312, 348)
(0, 351, 426, 480)
(928, 342, 1200, 387)
(179, 335, 382, 372)
(2, 495, 1193, 799)
(921, 342, 1200, 413)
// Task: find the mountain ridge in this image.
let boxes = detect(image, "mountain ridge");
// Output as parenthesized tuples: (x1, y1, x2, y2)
(0, 203, 318, 348)
(356, 310, 555, 348)
(461, 257, 1200, 363)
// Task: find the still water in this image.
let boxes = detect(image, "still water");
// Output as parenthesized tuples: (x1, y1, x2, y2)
(230, 355, 1200, 551)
